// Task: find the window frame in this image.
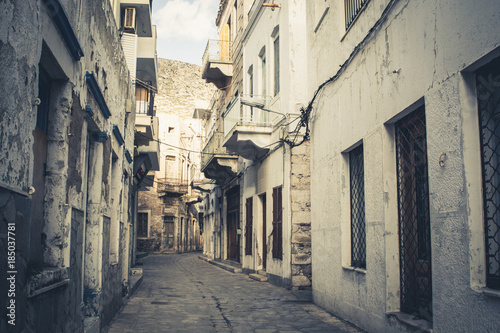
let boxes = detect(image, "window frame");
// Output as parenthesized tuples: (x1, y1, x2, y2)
(272, 186, 283, 259)
(137, 211, 149, 238)
(349, 144, 366, 269)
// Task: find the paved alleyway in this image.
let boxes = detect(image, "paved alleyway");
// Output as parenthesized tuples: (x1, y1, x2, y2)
(104, 253, 364, 333)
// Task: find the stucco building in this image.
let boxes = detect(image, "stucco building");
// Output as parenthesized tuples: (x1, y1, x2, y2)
(306, 0, 500, 332)
(136, 59, 213, 255)
(200, 0, 312, 289)
(0, 0, 142, 331)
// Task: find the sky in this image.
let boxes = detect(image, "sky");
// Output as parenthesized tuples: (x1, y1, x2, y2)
(152, 0, 220, 65)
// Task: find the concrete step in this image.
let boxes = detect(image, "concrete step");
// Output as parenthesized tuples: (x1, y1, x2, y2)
(249, 273, 268, 282)
(198, 255, 211, 262)
(209, 260, 242, 273)
(257, 270, 267, 276)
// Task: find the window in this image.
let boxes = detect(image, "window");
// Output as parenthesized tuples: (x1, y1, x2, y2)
(260, 50, 266, 97)
(477, 58, 500, 290)
(245, 197, 253, 255)
(396, 106, 432, 320)
(344, 0, 370, 30)
(273, 35, 280, 96)
(137, 212, 148, 237)
(248, 65, 254, 121)
(168, 127, 174, 133)
(350, 144, 366, 268)
(272, 186, 283, 259)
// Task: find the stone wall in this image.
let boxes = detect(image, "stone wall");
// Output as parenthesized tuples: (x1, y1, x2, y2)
(290, 141, 312, 289)
(0, 0, 135, 331)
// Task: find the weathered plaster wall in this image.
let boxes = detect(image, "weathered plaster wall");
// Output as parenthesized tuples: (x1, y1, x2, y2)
(308, 0, 500, 332)
(0, 0, 135, 331)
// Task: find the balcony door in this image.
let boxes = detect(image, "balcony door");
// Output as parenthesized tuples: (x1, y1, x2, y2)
(227, 186, 240, 262)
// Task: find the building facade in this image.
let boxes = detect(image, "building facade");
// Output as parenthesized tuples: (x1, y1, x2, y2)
(136, 59, 213, 255)
(200, 0, 312, 289)
(0, 0, 138, 331)
(111, 0, 160, 265)
(306, 0, 500, 332)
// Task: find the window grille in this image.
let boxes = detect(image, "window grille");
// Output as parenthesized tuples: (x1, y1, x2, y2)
(345, 0, 370, 30)
(245, 197, 253, 255)
(272, 186, 283, 259)
(477, 58, 500, 290)
(396, 106, 432, 320)
(274, 36, 280, 96)
(137, 212, 148, 238)
(350, 144, 366, 268)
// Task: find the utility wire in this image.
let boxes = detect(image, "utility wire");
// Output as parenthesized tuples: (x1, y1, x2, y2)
(135, 131, 237, 157)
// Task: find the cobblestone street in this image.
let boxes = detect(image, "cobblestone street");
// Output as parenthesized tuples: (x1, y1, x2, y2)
(104, 253, 364, 333)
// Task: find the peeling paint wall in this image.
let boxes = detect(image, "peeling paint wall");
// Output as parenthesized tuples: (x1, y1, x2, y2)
(308, 0, 500, 332)
(0, 0, 135, 331)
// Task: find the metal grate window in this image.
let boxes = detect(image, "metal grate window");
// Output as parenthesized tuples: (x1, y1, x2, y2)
(272, 186, 283, 259)
(245, 197, 253, 255)
(396, 106, 432, 321)
(137, 212, 148, 238)
(477, 58, 500, 290)
(345, 0, 370, 30)
(350, 144, 366, 268)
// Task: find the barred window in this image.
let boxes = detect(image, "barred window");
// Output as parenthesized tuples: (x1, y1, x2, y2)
(396, 106, 432, 320)
(350, 144, 366, 268)
(245, 197, 253, 255)
(344, 0, 370, 30)
(477, 58, 500, 290)
(272, 186, 283, 259)
(137, 212, 148, 238)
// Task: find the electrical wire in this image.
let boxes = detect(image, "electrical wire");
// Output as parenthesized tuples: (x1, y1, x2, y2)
(135, 131, 237, 157)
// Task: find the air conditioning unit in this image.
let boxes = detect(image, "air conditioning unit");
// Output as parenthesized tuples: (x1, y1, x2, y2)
(124, 7, 136, 32)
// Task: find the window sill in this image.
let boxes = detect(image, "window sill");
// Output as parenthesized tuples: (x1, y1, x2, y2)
(386, 312, 432, 333)
(481, 288, 500, 299)
(28, 267, 70, 298)
(342, 266, 366, 274)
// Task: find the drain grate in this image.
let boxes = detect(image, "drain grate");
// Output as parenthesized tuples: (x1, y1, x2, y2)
(151, 301, 169, 305)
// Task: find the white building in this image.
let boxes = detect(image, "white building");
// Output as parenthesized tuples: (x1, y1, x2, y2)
(307, 0, 500, 332)
(201, 0, 312, 289)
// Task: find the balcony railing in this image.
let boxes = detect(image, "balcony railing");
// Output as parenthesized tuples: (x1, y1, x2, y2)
(201, 131, 230, 171)
(202, 39, 232, 67)
(223, 95, 274, 139)
(157, 177, 189, 194)
(345, 0, 370, 30)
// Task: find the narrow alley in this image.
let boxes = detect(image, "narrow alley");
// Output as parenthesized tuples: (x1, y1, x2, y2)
(104, 253, 363, 333)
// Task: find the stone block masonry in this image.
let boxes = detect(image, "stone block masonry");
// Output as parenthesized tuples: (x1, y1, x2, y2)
(290, 141, 312, 289)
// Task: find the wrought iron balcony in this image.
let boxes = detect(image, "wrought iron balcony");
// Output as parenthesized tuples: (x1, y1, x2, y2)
(201, 39, 233, 89)
(222, 95, 278, 160)
(200, 131, 237, 185)
(157, 177, 189, 195)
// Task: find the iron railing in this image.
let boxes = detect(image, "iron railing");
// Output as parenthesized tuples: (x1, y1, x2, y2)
(157, 177, 189, 194)
(477, 59, 500, 290)
(201, 132, 229, 171)
(202, 39, 232, 70)
(345, 0, 370, 30)
(350, 144, 366, 268)
(396, 106, 432, 321)
(223, 95, 274, 139)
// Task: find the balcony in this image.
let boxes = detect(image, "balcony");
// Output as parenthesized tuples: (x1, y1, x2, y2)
(157, 177, 189, 196)
(135, 114, 160, 171)
(201, 132, 237, 185)
(120, 0, 153, 37)
(136, 25, 158, 88)
(201, 39, 232, 89)
(222, 95, 277, 160)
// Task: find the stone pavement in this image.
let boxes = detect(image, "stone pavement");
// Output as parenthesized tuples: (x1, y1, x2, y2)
(104, 253, 364, 333)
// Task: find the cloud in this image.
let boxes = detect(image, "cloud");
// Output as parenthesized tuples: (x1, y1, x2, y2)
(154, 0, 219, 42)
